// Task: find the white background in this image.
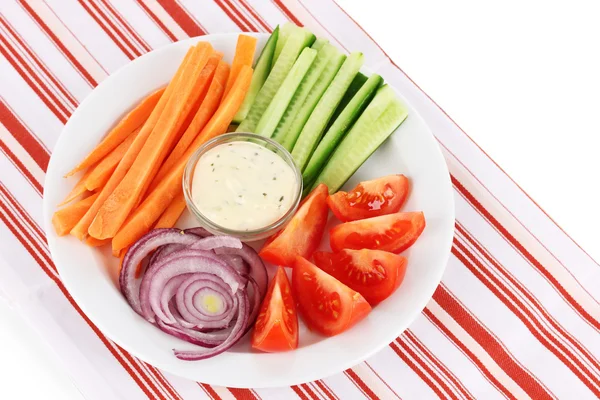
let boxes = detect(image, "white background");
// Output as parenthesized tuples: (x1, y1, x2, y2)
(1, 0, 599, 398)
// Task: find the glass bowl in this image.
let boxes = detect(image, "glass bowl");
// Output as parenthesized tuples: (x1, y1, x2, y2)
(183, 132, 303, 242)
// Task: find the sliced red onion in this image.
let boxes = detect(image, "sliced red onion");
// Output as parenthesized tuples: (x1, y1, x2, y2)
(159, 274, 192, 324)
(149, 243, 186, 266)
(215, 244, 267, 299)
(219, 254, 249, 276)
(190, 236, 243, 251)
(184, 227, 212, 237)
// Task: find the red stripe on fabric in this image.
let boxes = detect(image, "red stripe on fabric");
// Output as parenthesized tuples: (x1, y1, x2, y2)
(110, 344, 168, 400)
(134, 0, 178, 42)
(271, 0, 303, 26)
(86, 0, 144, 57)
(404, 330, 475, 400)
(155, 0, 206, 37)
(314, 380, 338, 400)
(452, 176, 600, 333)
(0, 17, 78, 107)
(228, 388, 258, 400)
(290, 385, 310, 400)
(237, 0, 272, 31)
(364, 362, 400, 400)
(16, 0, 98, 87)
(345, 369, 380, 400)
(456, 223, 600, 374)
(434, 284, 558, 399)
(146, 364, 183, 400)
(389, 340, 446, 399)
(0, 140, 43, 194)
(223, 0, 258, 32)
(453, 241, 600, 397)
(0, 185, 47, 252)
(99, 0, 152, 53)
(198, 383, 222, 400)
(214, 0, 251, 32)
(299, 384, 319, 400)
(0, 101, 50, 171)
(0, 36, 69, 123)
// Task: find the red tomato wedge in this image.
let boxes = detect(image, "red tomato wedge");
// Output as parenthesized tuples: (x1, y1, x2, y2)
(292, 256, 371, 336)
(259, 184, 329, 266)
(252, 267, 298, 352)
(330, 211, 426, 253)
(327, 174, 410, 222)
(313, 249, 407, 305)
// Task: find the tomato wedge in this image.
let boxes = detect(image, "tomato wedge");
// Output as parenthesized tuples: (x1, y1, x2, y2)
(328, 175, 409, 222)
(330, 211, 426, 253)
(292, 256, 371, 336)
(252, 267, 298, 352)
(259, 184, 329, 266)
(313, 249, 407, 305)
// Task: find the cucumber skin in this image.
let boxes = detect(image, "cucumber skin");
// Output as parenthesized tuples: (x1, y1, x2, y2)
(280, 51, 346, 151)
(272, 43, 340, 146)
(254, 48, 317, 138)
(237, 28, 314, 133)
(291, 52, 365, 171)
(327, 72, 368, 130)
(311, 86, 409, 194)
(273, 23, 295, 65)
(302, 74, 383, 186)
(233, 27, 279, 124)
(311, 38, 328, 51)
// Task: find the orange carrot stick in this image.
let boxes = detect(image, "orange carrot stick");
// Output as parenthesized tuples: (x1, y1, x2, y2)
(85, 237, 109, 247)
(224, 35, 257, 98)
(112, 66, 253, 252)
(88, 43, 213, 240)
(52, 193, 99, 236)
(85, 127, 140, 191)
(65, 87, 165, 177)
(70, 47, 197, 241)
(154, 192, 187, 229)
(58, 167, 95, 206)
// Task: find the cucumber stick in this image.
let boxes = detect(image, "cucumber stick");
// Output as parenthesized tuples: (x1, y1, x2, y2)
(311, 85, 409, 193)
(232, 27, 279, 124)
(272, 43, 340, 146)
(311, 38, 328, 51)
(291, 52, 365, 170)
(327, 72, 368, 130)
(279, 48, 346, 151)
(237, 27, 315, 133)
(254, 48, 317, 137)
(273, 23, 295, 65)
(303, 73, 383, 186)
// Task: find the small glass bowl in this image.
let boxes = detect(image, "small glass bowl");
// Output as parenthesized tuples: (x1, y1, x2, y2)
(183, 132, 303, 242)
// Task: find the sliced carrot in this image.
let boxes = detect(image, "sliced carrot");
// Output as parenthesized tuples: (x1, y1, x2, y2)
(85, 126, 140, 191)
(85, 237, 109, 247)
(224, 35, 257, 98)
(70, 46, 197, 241)
(112, 66, 253, 252)
(154, 192, 187, 229)
(88, 43, 213, 240)
(53, 193, 99, 236)
(66, 87, 165, 177)
(58, 167, 95, 206)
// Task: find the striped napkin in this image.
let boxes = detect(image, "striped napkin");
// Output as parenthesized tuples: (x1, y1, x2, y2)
(1, 1, 599, 399)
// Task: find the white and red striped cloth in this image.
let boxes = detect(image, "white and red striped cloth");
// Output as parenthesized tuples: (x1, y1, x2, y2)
(1, 1, 599, 399)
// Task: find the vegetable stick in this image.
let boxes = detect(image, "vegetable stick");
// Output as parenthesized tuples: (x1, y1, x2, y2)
(150, 60, 230, 188)
(70, 46, 197, 241)
(88, 43, 213, 240)
(85, 237, 109, 247)
(154, 192, 186, 229)
(112, 66, 253, 252)
(85, 127, 140, 191)
(224, 35, 257, 98)
(65, 87, 165, 177)
(58, 167, 95, 206)
(52, 193, 99, 236)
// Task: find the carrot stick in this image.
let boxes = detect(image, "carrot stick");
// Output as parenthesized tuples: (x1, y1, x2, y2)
(70, 46, 197, 241)
(65, 87, 165, 177)
(85, 237, 109, 247)
(150, 60, 230, 188)
(224, 35, 257, 98)
(154, 192, 187, 229)
(88, 43, 213, 240)
(85, 127, 140, 191)
(52, 193, 99, 236)
(58, 167, 95, 206)
(112, 66, 253, 252)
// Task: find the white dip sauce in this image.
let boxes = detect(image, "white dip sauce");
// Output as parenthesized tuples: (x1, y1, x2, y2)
(191, 141, 298, 231)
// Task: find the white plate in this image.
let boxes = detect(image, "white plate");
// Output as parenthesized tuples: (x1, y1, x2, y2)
(43, 33, 455, 388)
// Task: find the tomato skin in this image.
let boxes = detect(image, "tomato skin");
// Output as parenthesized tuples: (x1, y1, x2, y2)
(292, 256, 371, 336)
(251, 267, 298, 352)
(328, 175, 409, 222)
(259, 184, 329, 267)
(313, 249, 407, 305)
(330, 212, 425, 253)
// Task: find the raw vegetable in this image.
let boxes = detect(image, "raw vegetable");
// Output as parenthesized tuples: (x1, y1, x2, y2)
(259, 184, 329, 267)
(233, 26, 279, 123)
(311, 38, 328, 51)
(52, 193, 99, 236)
(85, 237, 109, 247)
(292, 256, 371, 336)
(65, 87, 165, 177)
(303, 74, 383, 186)
(327, 174, 410, 222)
(330, 211, 426, 253)
(59, 167, 94, 206)
(154, 193, 186, 229)
(224, 34, 257, 98)
(291, 52, 365, 171)
(251, 267, 298, 352)
(311, 85, 409, 193)
(328, 72, 368, 128)
(254, 47, 317, 138)
(313, 249, 407, 305)
(272, 23, 295, 64)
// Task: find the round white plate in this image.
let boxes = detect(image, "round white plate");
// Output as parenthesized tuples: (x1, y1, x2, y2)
(43, 33, 455, 388)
